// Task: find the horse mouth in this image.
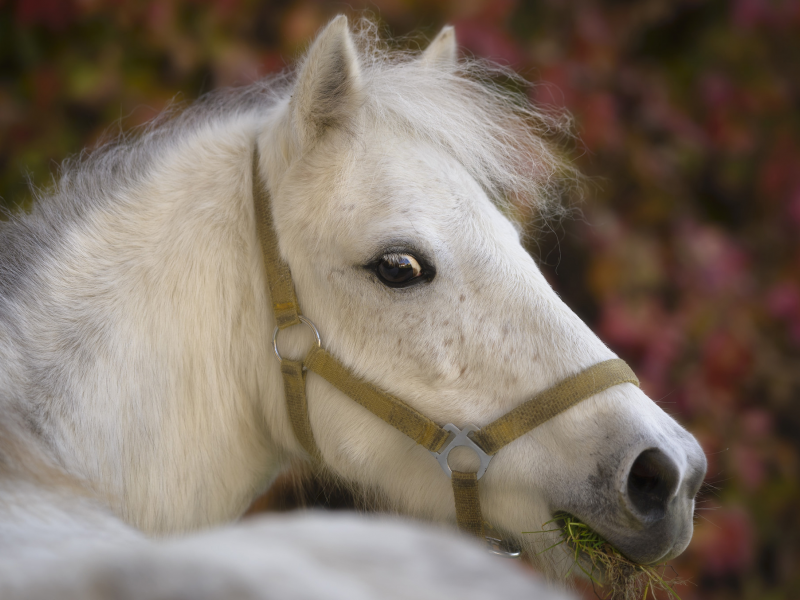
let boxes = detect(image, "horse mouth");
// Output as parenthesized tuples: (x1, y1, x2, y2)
(555, 517, 610, 582)
(543, 513, 684, 597)
(531, 513, 613, 582)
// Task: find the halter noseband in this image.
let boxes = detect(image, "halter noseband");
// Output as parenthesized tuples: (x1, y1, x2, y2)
(252, 148, 639, 545)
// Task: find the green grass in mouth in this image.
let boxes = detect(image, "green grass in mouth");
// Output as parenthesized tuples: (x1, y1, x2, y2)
(524, 513, 684, 600)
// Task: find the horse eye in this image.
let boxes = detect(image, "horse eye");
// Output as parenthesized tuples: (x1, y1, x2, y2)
(376, 253, 425, 287)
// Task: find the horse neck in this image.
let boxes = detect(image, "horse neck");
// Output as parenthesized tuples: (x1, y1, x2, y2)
(0, 110, 303, 534)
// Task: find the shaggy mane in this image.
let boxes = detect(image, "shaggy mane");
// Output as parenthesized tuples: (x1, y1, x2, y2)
(350, 19, 578, 224)
(5, 18, 577, 234)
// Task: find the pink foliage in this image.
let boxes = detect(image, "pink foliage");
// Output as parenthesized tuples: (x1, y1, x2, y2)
(691, 507, 755, 577)
(453, 20, 524, 67)
(14, 0, 76, 30)
(677, 221, 751, 297)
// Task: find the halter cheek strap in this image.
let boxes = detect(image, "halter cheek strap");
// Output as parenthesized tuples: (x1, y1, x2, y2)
(252, 148, 640, 541)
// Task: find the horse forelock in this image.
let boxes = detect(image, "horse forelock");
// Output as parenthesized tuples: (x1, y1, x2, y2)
(351, 22, 578, 226)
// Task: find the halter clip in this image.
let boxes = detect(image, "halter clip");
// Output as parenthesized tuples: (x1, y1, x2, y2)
(430, 423, 492, 480)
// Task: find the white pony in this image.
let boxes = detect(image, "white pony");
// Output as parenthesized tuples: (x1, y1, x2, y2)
(0, 16, 706, 598)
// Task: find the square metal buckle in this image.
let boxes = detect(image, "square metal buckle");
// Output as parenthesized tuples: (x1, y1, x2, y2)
(430, 423, 492, 480)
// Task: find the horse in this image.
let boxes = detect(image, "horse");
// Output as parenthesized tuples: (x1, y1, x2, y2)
(0, 15, 706, 598)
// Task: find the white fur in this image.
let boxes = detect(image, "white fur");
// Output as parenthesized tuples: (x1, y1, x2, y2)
(0, 16, 705, 596)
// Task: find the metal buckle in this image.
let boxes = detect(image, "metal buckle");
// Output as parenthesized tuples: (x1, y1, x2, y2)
(485, 536, 522, 558)
(430, 423, 492, 480)
(272, 316, 321, 368)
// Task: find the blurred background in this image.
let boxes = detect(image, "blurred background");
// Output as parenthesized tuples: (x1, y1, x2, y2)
(1, 0, 798, 598)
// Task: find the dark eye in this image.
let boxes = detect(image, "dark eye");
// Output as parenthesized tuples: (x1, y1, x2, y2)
(375, 253, 427, 288)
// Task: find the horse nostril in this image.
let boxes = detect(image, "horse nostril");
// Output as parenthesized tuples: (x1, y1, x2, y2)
(625, 449, 680, 523)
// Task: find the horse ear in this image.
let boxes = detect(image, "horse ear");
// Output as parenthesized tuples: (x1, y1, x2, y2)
(420, 25, 457, 69)
(290, 15, 363, 146)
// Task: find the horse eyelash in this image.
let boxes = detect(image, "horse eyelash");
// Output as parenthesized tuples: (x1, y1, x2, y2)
(362, 246, 436, 273)
(362, 250, 437, 284)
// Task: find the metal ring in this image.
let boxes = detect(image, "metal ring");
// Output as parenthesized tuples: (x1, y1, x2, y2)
(272, 316, 322, 364)
(430, 423, 493, 480)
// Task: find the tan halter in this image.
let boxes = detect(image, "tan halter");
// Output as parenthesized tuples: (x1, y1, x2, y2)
(252, 148, 640, 542)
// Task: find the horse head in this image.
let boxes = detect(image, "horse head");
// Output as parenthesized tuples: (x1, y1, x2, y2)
(258, 16, 707, 574)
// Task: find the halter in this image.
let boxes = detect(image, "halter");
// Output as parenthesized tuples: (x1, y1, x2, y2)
(252, 148, 639, 546)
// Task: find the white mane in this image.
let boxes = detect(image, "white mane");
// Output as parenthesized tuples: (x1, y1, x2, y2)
(12, 20, 573, 244)
(344, 21, 577, 220)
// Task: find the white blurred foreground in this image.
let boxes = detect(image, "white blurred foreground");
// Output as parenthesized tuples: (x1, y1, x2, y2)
(1, 508, 575, 600)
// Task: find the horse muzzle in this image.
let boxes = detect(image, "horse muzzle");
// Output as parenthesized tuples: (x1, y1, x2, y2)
(558, 434, 707, 565)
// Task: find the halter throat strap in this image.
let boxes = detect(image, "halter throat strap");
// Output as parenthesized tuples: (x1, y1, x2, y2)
(252, 147, 640, 541)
